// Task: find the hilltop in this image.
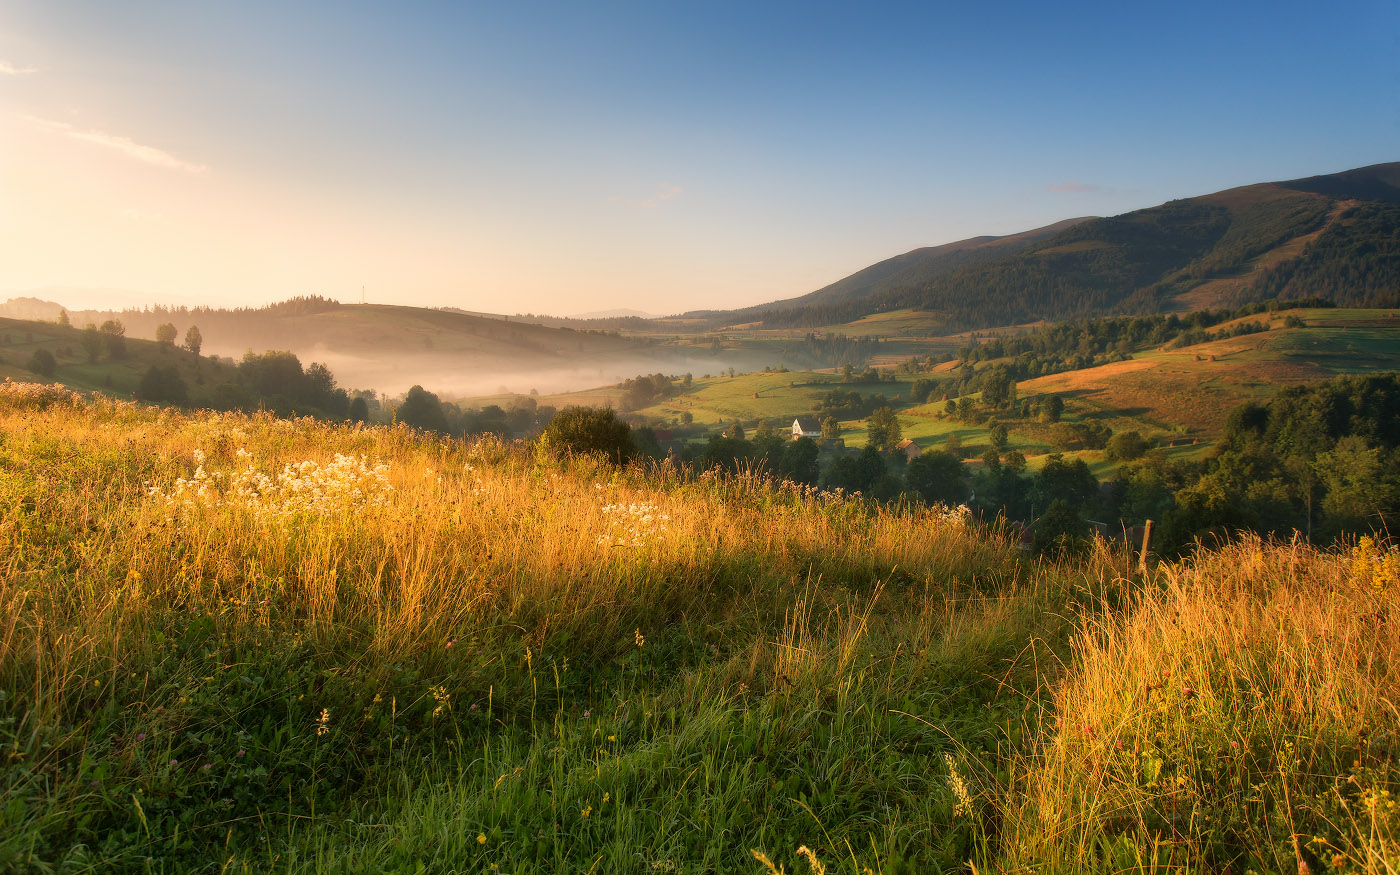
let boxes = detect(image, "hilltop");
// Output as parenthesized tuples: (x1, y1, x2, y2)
(711, 161, 1400, 332)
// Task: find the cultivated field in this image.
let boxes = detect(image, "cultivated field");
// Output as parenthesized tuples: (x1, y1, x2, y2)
(2, 381, 1396, 872)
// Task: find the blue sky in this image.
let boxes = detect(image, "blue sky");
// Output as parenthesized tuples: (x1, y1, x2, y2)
(1, 0, 1395, 315)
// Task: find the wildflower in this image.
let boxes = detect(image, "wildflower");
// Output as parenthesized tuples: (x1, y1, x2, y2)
(635, 628, 645, 648)
(316, 708, 331, 737)
(169, 759, 179, 767)
(237, 749, 245, 757)
(602, 792, 610, 803)
(477, 833, 487, 845)
(136, 733, 146, 741)
(580, 805, 592, 818)
(89, 780, 100, 788)
(945, 753, 974, 818)
(431, 685, 450, 717)
(202, 763, 212, 771)
(582, 710, 591, 719)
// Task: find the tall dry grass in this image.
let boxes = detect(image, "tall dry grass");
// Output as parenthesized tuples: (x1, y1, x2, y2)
(1004, 535, 1400, 872)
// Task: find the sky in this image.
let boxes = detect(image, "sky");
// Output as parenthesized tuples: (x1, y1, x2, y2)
(1, 0, 1396, 317)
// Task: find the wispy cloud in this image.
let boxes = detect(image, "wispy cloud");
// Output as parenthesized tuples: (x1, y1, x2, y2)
(642, 183, 682, 209)
(26, 116, 208, 173)
(1047, 181, 1104, 193)
(0, 61, 38, 75)
(611, 182, 684, 210)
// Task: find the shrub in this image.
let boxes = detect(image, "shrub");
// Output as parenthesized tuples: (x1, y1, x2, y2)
(539, 406, 634, 463)
(27, 348, 56, 377)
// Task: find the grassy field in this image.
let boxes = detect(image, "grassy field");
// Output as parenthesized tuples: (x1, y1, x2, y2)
(1019, 309, 1400, 435)
(2, 382, 1396, 872)
(0, 316, 238, 401)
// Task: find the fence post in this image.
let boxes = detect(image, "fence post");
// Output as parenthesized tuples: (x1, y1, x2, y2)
(1138, 519, 1154, 574)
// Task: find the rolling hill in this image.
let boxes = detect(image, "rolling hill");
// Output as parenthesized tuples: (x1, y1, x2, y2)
(719, 162, 1400, 333)
(0, 299, 787, 398)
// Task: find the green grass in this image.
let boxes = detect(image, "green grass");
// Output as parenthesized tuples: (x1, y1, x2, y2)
(3, 383, 1397, 872)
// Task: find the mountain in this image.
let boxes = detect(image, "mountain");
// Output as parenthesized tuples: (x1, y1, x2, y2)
(726, 162, 1400, 332)
(3, 297, 788, 398)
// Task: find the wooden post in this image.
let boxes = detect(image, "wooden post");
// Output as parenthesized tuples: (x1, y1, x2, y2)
(1138, 519, 1154, 574)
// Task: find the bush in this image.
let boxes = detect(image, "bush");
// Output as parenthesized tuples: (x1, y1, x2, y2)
(539, 406, 634, 463)
(136, 365, 188, 405)
(27, 348, 56, 377)
(1105, 430, 1148, 462)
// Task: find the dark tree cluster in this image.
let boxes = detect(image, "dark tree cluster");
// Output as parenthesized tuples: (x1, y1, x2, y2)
(228, 350, 348, 417)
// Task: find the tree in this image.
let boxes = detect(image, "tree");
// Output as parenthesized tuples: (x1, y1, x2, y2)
(980, 366, 1014, 407)
(99, 320, 127, 359)
(57, 309, 70, 327)
(905, 451, 969, 506)
(183, 325, 203, 356)
(1032, 500, 1091, 556)
(1030, 454, 1100, 515)
(728, 422, 746, 441)
(988, 422, 1009, 455)
(821, 415, 840, 439)
(81, 324, 102, 363)
(866, 406, 902, 451)
(28, 348, 56, 377)
(136, 365, 188, 404)
(239, 350, 305, 402)
(779, 437, 821, 486)
(1105, 430, 1148, 462)
(155, 323, 178, 346)
(540, 406, 634, 463)
(348, 396, 369, 423)
(1039, 394, 1064, 423)
(396, 385, 450, 433)
(1314, 436, 1396, 535)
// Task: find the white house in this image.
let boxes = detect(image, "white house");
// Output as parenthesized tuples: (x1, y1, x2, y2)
(792, 416, 822, 440)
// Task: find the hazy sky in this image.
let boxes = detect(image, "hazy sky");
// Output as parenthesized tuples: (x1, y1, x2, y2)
(1, 1, 1396, 316)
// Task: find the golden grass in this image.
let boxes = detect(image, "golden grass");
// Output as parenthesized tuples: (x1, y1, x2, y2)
(1005, 535, 1400, 871)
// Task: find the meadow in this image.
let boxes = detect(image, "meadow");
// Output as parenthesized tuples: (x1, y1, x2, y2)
(1, 380, 1397, 873)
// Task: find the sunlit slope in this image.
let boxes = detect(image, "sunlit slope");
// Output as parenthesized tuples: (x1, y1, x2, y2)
(0, 315, 240, 400)
(2, 386, 1395, 872)
(1018, 308, 1400, 433)
(710, 162, 1399, 332)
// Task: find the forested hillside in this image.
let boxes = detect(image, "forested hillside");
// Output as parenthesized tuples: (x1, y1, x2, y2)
(734, 162, 1399, 332)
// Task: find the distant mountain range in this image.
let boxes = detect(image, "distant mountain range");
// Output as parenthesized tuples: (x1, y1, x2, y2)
(696, 161, 1400, 332)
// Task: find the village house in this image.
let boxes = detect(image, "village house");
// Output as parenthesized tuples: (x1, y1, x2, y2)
(894, 438, 921, 461)
(791, 416, 822, 440)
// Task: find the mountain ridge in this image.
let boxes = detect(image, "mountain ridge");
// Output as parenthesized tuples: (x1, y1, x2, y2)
(710, 162, 1400, 332)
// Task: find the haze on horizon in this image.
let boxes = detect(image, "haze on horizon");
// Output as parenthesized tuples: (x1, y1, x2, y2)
(1, 0, 1395, 318)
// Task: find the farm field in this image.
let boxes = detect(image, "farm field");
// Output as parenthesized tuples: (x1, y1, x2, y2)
(1, 383, 1396, 872)
(571, 309, 1398, 480)
(1020, 309, 1400, 434)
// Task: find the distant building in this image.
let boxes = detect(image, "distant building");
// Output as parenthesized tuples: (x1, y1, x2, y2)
(894, 438, 922, 461)
(792, 416, 822, 440)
